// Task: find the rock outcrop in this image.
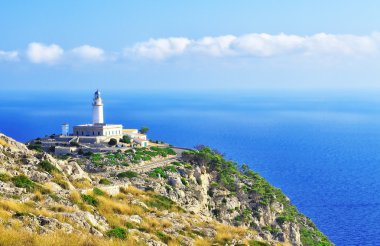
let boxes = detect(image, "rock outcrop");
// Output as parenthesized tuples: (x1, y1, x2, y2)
(0, 133, 332, 246)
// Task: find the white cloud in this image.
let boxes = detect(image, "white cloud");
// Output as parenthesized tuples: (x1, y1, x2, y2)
(71, 45, 105, 61)
(126, 32, 380, 60)
(26, 42, 63, 64)
(2, 32, 379, 64)
(125, 37, 191, 60)
(0, 50, 19, 61)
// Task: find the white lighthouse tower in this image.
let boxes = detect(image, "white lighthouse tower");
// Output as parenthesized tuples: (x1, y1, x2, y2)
(92, 90, 104, 124)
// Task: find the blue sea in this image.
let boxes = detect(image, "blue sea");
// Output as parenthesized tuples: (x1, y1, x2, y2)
(1, 90, 380, 246)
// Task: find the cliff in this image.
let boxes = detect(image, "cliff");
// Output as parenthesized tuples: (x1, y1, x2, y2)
(0, 133, 332, 246)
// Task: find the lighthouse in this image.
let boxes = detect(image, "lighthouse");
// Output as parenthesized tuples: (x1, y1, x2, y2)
(92, 90, 104, 124)
(73, 90, 123, 137)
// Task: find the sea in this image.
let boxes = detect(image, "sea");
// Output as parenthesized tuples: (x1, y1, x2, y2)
(1, 89, 380, 246)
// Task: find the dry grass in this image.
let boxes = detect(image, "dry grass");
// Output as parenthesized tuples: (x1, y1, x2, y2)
(194, 237, 213, 246)
(51, 172, 70, 190)
(0, 224, 139, 246)
(96, 195, 145, 227)
(32, 191, 44, 202)
(140, 216, 161, 232)
(49, 204, 76, 213)
(167, 241, 181, 246)
(0, 199, 51, 217)
(71, 178, 92, 189)
(0, 207, 12, 220)
(214, 223, 253, 243)
(161, 219, 173, 229)
(121, 186, 144, 196)
(69, 191, 92, 212)
(0, 138, 9, 147)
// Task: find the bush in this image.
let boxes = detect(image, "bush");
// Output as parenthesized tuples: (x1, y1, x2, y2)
(156, 231, 171, 243)
(27, 144, 42, 152)
(181, 177, 188, 186)
(81, 194, 98, 206)
(38, 160, 59, 173)
(117, 171, 138, 179)
(99, 178, 112, 185)
(164, 165, 177, 173)
(148, 168, 167, 179)
(248, 241, 271, 246)
(139, 127, 149, 134)
(120, 135, 131, 144)
(108, 138, 117, 146)
(106, 227, 128, 239)
(93, 187, 105, 196)
(12, 175, 35, 191)
(146, 194, 175, 210)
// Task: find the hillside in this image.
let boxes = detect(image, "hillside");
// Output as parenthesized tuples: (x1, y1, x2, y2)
(0, 133, 332, 246)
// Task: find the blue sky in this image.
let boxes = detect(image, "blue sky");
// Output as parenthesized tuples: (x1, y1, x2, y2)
(1, 1, 380, 91)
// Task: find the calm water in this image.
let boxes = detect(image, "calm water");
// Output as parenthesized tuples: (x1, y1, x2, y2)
(1, 90, 380, 246)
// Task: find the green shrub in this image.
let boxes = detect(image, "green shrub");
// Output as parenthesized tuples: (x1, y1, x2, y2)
(164, 165, 177, 173)
(184, 163, 192, 169)
(38, 160, 59, 173)
(108, 138, 117, 146)
(248, 240, 271, 246)
(27, 144, 42, 152)
(148, 168, 167, 179)
(81, 194, 98, 206)
(171, 161, 182, 166)
(120, 135, 131, 144)
(106, 227, 127, 239)
(0, 173, 11, 182)
(12, 175, 35, 191)
(181, 177, 188, 186)
(117, 171, 138, 179)
(146, 194, 175, 210)
(99, 178, 112, 185)
(156, 231, 171, 243)
(93, 187, 105, 196)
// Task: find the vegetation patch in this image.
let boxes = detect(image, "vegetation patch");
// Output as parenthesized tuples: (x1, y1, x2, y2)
(11, 175, 35, 191)
(248, 240, 271, 246)
(155, 231, 171, 243)
(148, 167, 167, 179)
(93, 187, 105, 196)
(106, 227, 128, 239)
(81, 194, 98, 206)
(300, 224, 332, 246)
(0, 173, 11, 182)
(146, 194, 175, 210)
(38, 160, 59, 174)
(99, 178, 112, 185)
(117, 171, 138, 179)
(180, 177, 188, 186)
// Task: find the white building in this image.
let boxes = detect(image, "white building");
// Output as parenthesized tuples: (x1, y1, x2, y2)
(73, 90, 123, 138)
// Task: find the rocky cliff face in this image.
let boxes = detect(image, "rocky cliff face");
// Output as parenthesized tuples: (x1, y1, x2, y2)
(0, 133, 332, 246)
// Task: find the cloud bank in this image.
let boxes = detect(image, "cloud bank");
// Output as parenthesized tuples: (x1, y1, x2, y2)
(2, 32, 380, 64)
(126, 32, 380, 60)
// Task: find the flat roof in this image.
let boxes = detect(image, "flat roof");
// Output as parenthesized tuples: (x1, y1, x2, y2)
(74, 124, 122, 128)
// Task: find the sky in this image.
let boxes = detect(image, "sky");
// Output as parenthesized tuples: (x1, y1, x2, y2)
(1, 1, 380, 92)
